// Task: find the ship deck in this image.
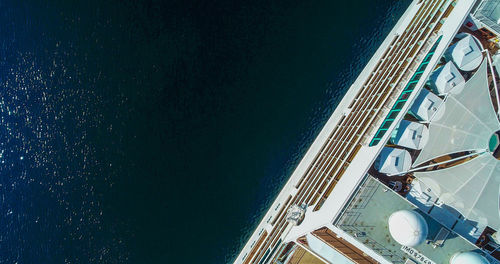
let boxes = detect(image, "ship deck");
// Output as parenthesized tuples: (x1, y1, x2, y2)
(334, 176, 477, 264)
(287, 247, 325, 264)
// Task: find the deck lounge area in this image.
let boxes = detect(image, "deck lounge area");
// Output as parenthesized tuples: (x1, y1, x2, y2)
(334, 176, 479, 264)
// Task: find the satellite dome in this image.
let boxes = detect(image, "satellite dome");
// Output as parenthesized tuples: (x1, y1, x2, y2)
(450, 252, 489, 264)
(388, 210, 428, 247)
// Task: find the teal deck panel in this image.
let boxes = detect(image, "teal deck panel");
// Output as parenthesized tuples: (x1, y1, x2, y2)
(369, 36, 442, 147)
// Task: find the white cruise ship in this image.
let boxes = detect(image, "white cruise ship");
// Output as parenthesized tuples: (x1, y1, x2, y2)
(233, 1, 500, 263)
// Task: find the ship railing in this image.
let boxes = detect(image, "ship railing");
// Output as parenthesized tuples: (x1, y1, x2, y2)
(361, 35, 441, 146)
(356, 0, 445, 146)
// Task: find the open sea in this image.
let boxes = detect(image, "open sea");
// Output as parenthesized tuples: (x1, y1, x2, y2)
(0, 0, 411, 263)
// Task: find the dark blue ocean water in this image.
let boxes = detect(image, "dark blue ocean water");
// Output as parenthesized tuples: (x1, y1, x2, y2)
(0, 0, 410, 263)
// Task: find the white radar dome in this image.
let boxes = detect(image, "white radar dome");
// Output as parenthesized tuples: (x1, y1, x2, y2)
(388, 210, 428, 247)
(450, 252, 489, 264)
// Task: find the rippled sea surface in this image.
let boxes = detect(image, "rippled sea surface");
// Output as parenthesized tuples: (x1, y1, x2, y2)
(0, 0, 410, 263)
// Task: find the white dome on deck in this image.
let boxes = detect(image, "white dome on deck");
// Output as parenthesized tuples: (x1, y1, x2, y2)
(445, 34, 483, 71)
(390, 120, 429, 150)
(429, 61, 465, 95)
(374, 147, 412, 175)
(450, 252, 489, 264)
(388, 210, 428, 247)
(408, 88, 445, 122)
